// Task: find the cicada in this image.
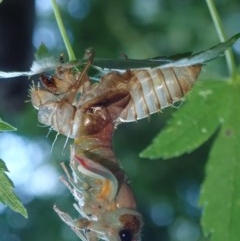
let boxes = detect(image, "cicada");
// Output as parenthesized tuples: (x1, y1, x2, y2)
(0, 34, 239, 241)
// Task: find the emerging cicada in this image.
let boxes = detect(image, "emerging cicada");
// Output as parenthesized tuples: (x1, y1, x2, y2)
(29, 36, 240, 241)
(0, 34, 239, 241)
(31, 56, 144, 241)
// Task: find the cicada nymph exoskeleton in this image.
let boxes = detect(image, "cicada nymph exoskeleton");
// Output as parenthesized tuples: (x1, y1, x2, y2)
(31, 60, 202, 134)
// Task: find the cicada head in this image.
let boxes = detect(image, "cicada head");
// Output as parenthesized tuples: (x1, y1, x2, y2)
(88, 208, 142, 241)
(40, 64, 87, 94)
(40, 74, 74, 94)
(54, 204, 142, 241)
(117, 211, 142, 241)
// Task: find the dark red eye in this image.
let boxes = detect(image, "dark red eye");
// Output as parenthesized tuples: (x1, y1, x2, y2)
(41, 74, 54, 85)
(119, 229, 133, 241)
(40, 74, 57, 92)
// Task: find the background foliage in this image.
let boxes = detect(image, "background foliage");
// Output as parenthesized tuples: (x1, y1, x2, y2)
(0, 1, 240, 241)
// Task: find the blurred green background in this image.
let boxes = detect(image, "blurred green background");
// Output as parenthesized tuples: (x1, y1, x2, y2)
(0, 0, 239, 241)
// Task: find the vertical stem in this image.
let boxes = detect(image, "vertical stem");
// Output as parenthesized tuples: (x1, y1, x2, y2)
(205, 0, 236, 77)
(51, 0, 76, 61)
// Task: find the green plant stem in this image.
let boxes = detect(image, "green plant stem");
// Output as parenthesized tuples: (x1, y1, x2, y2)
(51, 0, 76, 61)
(205, 0, 237, 78)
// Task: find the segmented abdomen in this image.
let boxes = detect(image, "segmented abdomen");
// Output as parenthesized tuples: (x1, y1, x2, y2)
(119, 65, 201, 121)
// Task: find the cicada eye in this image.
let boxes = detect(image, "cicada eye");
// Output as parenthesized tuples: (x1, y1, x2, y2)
(40, 74, 57, 92)
(40, 74, 54, 84)
(119, 229, 133, 241)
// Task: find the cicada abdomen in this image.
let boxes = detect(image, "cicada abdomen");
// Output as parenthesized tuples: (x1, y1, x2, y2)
(119, 65, 201, 121)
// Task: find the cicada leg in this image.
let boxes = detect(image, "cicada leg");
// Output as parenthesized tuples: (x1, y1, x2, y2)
(59, 163, 90, 212)
(60, 162, 89, 191)
(53, 205, 89, 241)
(75, 48, 95, 87)
(60, 168, 90, 219)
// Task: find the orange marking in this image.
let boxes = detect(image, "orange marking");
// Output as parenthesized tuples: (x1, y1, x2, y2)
(97, 179, 112, 200)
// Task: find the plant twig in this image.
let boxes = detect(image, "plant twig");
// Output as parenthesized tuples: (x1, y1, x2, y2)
(51, 0, 76, 61)
(205, 0, 236, 78)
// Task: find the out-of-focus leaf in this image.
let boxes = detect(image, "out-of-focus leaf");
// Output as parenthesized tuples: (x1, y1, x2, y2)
(34, 42, 50, 61)
(140, 80, 228, 159)
(199, 83, 240, 241)
(0, 159, 28, 218)
(0, 118, 17, 131)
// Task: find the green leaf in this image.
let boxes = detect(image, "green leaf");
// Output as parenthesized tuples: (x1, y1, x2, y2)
(199, 82, 240, 241)
(0, 118, 17, 132)
(34, 42, 50, 61)
(0, 159, 28, 218)
(140, 80, 228, 159)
